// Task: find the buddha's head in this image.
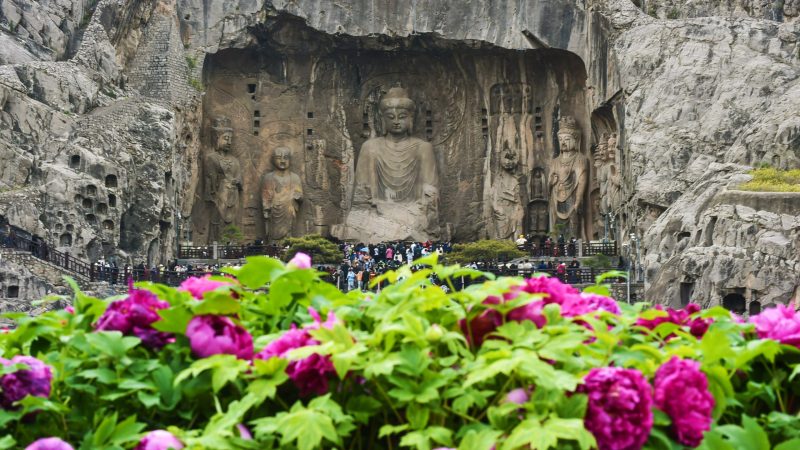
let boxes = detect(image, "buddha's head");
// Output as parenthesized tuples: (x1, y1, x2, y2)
(557, 116, 581, 154)
(501, 145, 518, 172)
(212, 117, 233, 153)
(379, 87, 415, 137)
(271, 146, 291, 171)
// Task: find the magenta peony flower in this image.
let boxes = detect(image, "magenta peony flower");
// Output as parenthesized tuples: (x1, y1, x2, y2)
(0, 356, 53, 409)
(95, 283, 173, 348)
(520, 275, 581, 305)
(750, 304, 800, 348)
(636, 303, 711, 339)
(186, 315, 253, 359)
(64, 306, 75, 314)
(255, 308, 339, 395)
(25, 437, 74, 450)
(505, 388, 530, 404)
(288, 252, 312, 269)
(654, 357, 714, 447)
(135, 430, 183, 450)
(577, 367, 653, 450)
(178, 275, 236, 300)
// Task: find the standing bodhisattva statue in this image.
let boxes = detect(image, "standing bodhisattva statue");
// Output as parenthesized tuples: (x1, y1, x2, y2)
(205, 117, 242, 236)
(340, 87, 440, 242)
(261, 147, 303, 242)
(549, 116, 588, 239)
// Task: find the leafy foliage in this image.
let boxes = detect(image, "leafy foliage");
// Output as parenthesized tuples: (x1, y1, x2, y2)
(446, 239, 525, 264)
(739, 167, 800, 192)
(281, 234, 341, 264)
(1, 255, 799, 449)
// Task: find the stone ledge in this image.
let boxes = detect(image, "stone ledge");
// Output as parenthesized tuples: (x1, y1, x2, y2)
(711, 189, 800, 216)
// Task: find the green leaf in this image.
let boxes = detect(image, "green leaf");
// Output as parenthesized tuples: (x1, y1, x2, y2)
(236, 256, 286, 289)
(152, 306, 193, 334)
(458, 429, 502, 450)
(380, 424, 409, 438)
(406, 402, 430, 430)
(716, 416, 770, 450)
(0, 436, 15, 450)
(700, 327, 732, 365)
(775, 438, 800, 450)
(85, 331, 140, 358)
(193, 292, 241, 316)
(277, 408, 340, 450)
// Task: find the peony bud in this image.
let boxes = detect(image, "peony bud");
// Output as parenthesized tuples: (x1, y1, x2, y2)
(425, 324, 444, 342)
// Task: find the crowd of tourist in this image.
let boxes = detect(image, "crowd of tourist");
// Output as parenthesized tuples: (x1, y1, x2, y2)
(514, 233, 584, 258)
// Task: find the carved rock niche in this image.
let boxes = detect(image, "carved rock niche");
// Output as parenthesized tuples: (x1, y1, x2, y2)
(191, 21, 593, 243)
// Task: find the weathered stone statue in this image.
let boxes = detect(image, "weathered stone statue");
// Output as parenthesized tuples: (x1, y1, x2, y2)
(549, 116, 588, 239)
(488, 146, 524, 240)
(205, 117, 242, 235)
(594, 132, 611, 213)
(338, 87, 439, 242)
(261, 147, 304, 242)
(606, 133, 622, 211)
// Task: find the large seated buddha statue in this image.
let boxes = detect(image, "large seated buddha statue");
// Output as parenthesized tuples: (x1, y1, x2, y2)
(336, 87, 440, 242)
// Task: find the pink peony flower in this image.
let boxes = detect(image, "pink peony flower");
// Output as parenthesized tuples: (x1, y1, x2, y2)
(288, 252, 312, 269)
(179, 275, 236, 300)
(236, 423, 253, 440)
(0, 356, 53, 409)
(520, 275, 581, 305)
(750, 304, 800, 348)
(577, 367, 653, 450)
(636, 304, 711, 339)
(64, 306, 75, 314)
(25, 438, 74, 450)
(505, 388, 530, 404)
(95, 282, 173, 348)
(186, 315, 253, 359)
(255, 308, 338, 395)
(654, 357, 714, 447)
(135, 430, 183, 450)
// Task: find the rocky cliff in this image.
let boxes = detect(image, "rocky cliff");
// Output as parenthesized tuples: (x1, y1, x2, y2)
(0, 0, 797, 309)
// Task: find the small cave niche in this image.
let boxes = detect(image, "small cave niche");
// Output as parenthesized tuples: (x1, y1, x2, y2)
(108, 194, 117, 207)
(102, 219, 114, 230)
(82, 198, 93, 209)
(680, 282, 694, 307)
(54, 223, 63, 232)
(749, 301, 762, 316)
(86, 184, 97, 196)
(65, 224, 74, 232)
(69, 155, 81, 169)
(85, 214, 97, 224)
(59, 233, 72, 246)
(722, 293, 746, 314)
(96, 203, 108, 214)
(6, 286, 19, 298)
(105, 174, 118, 188)
(74, 194, 83, 203)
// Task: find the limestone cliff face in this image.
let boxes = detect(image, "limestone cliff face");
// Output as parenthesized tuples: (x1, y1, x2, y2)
(0, 0, 797, 307)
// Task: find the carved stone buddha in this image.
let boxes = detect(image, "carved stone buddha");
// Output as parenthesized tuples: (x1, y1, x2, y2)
(338, 87, 440, 242)
(261, 146, 303, 242)
(549, 116, 588, 239)
(204, 117, 242, 235)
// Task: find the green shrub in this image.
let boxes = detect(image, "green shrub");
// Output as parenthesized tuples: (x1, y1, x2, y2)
(1, 255, 800, 449)
(446, 239, 525, 264)
(282, 234, 341, 264)
(739, 167, 800, 192)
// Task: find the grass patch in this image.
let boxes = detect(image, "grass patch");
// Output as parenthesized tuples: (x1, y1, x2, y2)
(739, 167, 800, 192)
(189, 78, 203, 91)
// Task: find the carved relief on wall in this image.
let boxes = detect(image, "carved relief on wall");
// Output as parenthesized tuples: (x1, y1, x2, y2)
(191, 32, 593, 243)
(204, 117, 243, 241)
(334, 87, 441, 242)
(487, 147, 525, 240)
(549, 116, 589, 239)
(261, 146, 304, 242)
